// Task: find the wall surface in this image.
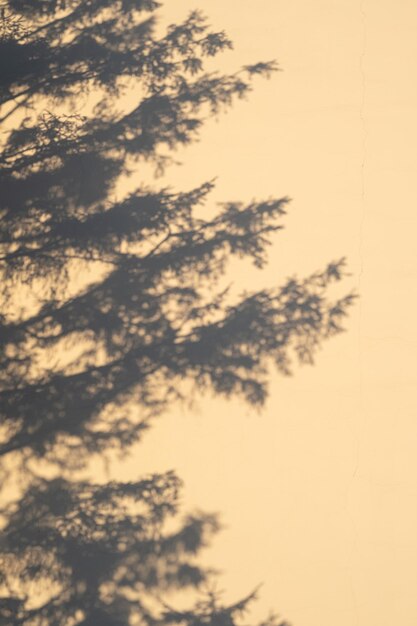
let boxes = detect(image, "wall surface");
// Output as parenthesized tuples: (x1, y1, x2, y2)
(116, 3, 417, 625)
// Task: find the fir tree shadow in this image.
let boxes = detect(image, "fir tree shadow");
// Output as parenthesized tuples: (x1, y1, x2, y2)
(0, 2, 355, 624)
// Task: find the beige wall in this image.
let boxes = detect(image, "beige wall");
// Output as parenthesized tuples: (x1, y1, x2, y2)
(116, 2, 417, 625)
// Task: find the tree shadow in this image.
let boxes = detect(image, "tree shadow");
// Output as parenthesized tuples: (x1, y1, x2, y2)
(0, 2, 355, 624)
